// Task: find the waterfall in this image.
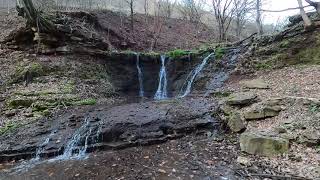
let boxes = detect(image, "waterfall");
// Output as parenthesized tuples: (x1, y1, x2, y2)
(34, 130, 56, 160)
(12, 130, 56, 172)
(154, 55, 168, 100)
(135, 53, 144, 97)
(179, 53, 215, 98)
(52, 117, 92, 161)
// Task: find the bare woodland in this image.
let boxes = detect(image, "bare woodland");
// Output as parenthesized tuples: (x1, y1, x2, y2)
(2, 0, 320, 43)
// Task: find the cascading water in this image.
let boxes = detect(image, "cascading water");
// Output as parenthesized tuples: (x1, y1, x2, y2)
(12, 117, 97, 173)
(52, 117, 92, 161)
(34, 130, 56, 160)
(179, 53, 215, 98)
(135, 53, 144, 97)
(154, 55, 168, 100)
(12, 130, 56, 173)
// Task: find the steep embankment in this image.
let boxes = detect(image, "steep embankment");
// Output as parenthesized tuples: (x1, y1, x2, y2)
(212, 15, 320, 178)
(1, 9, 216, 52)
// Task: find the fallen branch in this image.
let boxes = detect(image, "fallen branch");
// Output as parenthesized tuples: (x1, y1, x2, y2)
(232, 32, 257, 46)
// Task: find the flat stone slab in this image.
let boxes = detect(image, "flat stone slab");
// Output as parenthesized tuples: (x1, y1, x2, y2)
(226, 92, 258, 106)
(240, 79, 270, 89)
(244, 105, 282, 120)
(240, 131, 289, 156)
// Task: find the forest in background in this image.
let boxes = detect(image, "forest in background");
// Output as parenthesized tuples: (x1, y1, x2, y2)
(0, 0, 287, 42)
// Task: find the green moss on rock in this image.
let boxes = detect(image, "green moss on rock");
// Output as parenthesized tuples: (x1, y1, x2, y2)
(68, 98, 97, 106)
(215, 47, 225, 59)
(7, 98, 35, 108)
(62, 80, 76, 93)
(167, 49, 190, 59)
(0, 122, 20, 135)
(11, 62, 44, 84)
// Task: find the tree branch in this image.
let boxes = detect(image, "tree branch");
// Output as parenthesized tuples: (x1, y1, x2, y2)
(261, 5, 312, 12)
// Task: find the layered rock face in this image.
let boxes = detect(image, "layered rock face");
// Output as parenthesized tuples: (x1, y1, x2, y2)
(0, 98, 220, 162)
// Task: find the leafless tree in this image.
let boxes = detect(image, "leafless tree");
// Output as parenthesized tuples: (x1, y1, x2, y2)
(233, 0, 255, 39)
(178, 0, 205, 23)
(305, 0, 320, 13)
(158, 0, 177, 18)
(125, 0, 135, 31)
(150, 1, 164, 51)
(255, 0, 263, 35)
(144, 0, 149, 17)
(212, 0, 235, 42)
(297, 0, 313, 27)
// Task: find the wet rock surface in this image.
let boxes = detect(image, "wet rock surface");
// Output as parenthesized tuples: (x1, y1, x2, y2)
(0, 98, 219, 163)
(0, 135, 243, 180)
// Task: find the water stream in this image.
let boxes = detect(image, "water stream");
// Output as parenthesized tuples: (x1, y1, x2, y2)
(52, 117, 91, 161)
(12, 130, 57, 173)
(154, 55, 168, 100)
(34, 130, 56, 160)
(135, 53, 144, 97)
(179, 53, 215, 98)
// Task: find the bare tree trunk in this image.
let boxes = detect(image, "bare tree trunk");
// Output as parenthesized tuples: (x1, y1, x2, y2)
(129, 0, 134, 32)
(297, 0, 313, 28)
(256, 0, 263, 35)
(7, 0, 10, 14)
(236, 18, 241, 39)
(144, 0, 148, 16)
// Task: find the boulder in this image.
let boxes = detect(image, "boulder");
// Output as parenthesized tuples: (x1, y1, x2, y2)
(240, 132, 289, 156)
(244, 105, 282, 120)
(240, 79, 270, 89)
(219, 105, 234, 116)
(236, 156, 251, 166)
(227, 112, 246, 133)
(226, 92, 258, 106)
(299, 130, 320, 146)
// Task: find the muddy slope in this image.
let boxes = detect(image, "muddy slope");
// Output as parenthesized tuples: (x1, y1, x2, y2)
(1, 10, 216, 52)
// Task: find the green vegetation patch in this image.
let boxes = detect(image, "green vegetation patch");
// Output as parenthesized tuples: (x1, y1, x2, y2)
(215, 47, 225, 59)
(0, 122, 20, 135)
(255, 60, 274, 70)
(62, 80, 76, 94)
(7, 98, 35, 109)
(309, 104, 320, 113)
(71, 98, 97, 106)
(167, 49, 190, 59)
(294, 45, 320, 65)
(10, 62, 44, 84)
(210, 91, 232, 98)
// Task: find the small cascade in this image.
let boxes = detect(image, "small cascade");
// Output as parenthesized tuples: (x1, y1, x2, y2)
(34, 130, 56, 160)
(135, 53, 144, 97)
(53, 117, 92, 161)
(154, 55, 168, 100)
(179, 53, 215, 98)
(95, 125, 103, 143)
(12, 130, 56, 173)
